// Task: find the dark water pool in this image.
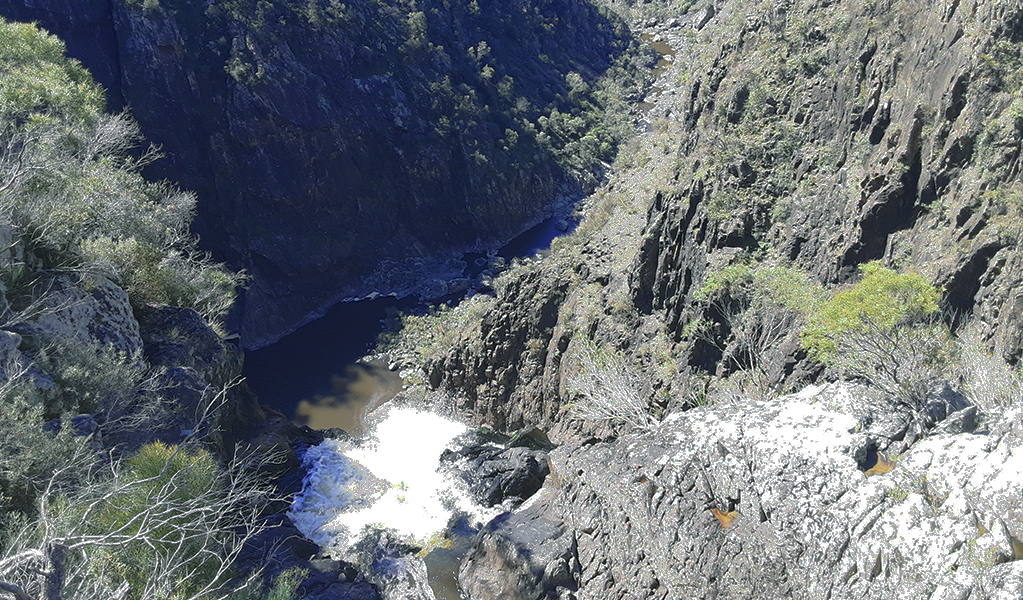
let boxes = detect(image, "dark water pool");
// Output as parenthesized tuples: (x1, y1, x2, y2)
(242, 212, 573, 428)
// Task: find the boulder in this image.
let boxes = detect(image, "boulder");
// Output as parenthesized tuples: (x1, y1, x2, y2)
(135, 305, 242, 386)
(9, 274, 142, 355)
(459, 494, 580, 600)
(441, 437, 550, 508)
(238, 515, 381, 600)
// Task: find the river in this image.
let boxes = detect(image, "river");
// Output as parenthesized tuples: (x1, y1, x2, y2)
(244, 34, 675, 599)
(241, 211, 576, 431)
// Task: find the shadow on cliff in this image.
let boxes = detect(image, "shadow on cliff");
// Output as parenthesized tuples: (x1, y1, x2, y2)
(1, 0, 640, 348)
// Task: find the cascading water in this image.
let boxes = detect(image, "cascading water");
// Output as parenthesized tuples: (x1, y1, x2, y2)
(252, 199, 586, 598)
(289, 402, 499, 599)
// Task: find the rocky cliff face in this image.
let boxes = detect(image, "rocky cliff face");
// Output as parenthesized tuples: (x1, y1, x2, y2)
(424, 0, 1023, 430)
(1, 0, 638, 348)
(630, 0, 1023, 367)
(395, 0, 1023, 597)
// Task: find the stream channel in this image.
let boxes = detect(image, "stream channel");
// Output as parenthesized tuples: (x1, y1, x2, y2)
(242, 35, 676, 600)
(242, 214, 574, 600)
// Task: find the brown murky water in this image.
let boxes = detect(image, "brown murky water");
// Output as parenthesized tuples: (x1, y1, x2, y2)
(638, 34, 677, 111)
(293, 359, 403, 436)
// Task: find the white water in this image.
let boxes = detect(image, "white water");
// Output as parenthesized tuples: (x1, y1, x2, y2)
(289, 406, 496, 561)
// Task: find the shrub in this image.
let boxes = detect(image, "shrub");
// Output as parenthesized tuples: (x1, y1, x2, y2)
(0, 20, 244, 329)
(0, 19, 104, 126)
(696, 259, 822, 393)
(1, 437, 278, 600)
(955, 320, 1023, 418)
(0, 371, 81, 520)
(567, 340, 657, 432)
(802, 261, 940, 359)
(80, 236, 245, 328)
(803, 262, 947, 408)
(33, 342, 149, 418)
(75, 442, 228, 600)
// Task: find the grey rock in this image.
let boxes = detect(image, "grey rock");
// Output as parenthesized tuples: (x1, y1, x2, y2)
(135, 305, 241, 388)
(9, 274, 142, 355)
(459, 493, 580, 600)
(349, 529, 435, 600)
(447, 278, 472, 296)
(441, 439, 550, 508)
(459, 382, 1022, 599)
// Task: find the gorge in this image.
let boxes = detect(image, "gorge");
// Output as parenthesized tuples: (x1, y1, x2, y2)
(2, 0, 1023, 599)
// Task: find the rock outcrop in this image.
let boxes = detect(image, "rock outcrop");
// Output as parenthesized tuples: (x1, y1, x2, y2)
(0, 0, 638, 348)
(441, 428, 553, 508)
(461, 383, 1023, 599)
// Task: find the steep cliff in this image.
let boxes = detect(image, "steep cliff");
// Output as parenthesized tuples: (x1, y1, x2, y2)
(1, 0, 646, 348)
(629, 0, 1023, 368)
(419, 0, 1023, 432)
(387, 0, 1023, 596)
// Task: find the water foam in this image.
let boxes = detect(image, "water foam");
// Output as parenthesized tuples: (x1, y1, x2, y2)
(289, 406, 493, 557)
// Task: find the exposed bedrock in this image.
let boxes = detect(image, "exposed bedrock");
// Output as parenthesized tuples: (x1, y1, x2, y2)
(628, 0, 1023, 364)
(460, 383, 1023, 600)
(417, 1, 1023, 597)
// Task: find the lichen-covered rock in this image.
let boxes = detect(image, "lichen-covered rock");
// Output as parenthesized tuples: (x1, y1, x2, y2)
(460, 382, 1023, 599)
(8, 274, 142, 355)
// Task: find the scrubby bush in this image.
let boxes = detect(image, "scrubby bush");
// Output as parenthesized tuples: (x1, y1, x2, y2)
(695, 259, 822, 394)
(0, 20, 266, 600)
(803, 262, 948, 409)
(955, 320, 1023, 418)
(0, 20, 104, 126)
(72, 442, 230, 599)
(802, 261, 941, 358)
(0, 371, 82, 521)
(33, 342, 149, 417)
(567, 340, 657, 432)
(0, 439, 278, 600)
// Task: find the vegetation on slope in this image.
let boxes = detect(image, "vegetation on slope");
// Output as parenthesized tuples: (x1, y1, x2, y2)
(0, 19, 292, 600)
(0, 19, 245, 331)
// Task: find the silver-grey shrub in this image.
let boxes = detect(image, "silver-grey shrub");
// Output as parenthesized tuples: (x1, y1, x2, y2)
(567, 340, 658, 433)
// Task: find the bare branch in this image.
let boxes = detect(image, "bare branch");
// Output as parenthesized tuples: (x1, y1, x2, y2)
(0, 580, 32, 600)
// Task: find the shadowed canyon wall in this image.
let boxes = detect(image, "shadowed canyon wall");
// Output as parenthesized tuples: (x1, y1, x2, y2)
(2, 0, 637, 347)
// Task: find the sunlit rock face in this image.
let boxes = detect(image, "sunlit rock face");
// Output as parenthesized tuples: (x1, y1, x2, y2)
(460, 382, 1023, 599)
